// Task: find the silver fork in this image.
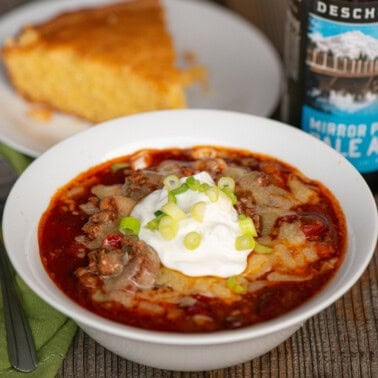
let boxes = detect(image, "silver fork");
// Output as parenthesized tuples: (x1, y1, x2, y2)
(0, 157, 38, 372)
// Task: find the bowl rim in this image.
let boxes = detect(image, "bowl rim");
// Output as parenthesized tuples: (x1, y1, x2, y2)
(3, 109, 378, 345)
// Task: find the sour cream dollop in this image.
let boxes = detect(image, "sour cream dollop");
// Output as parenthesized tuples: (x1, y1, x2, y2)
(131, 172, 252, 277)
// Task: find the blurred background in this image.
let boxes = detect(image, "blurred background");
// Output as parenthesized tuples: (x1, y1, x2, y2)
(1, 0, 286, 57)
(223, 0, 286, 57)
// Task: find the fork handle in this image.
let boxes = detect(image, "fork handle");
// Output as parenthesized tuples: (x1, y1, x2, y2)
(0, 242, 38, 372)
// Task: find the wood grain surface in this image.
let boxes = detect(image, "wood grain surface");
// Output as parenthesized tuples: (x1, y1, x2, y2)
(0, 0, 377, 377)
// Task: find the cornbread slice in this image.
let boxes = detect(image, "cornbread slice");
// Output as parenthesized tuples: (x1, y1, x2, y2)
(1, 0, 202, 123)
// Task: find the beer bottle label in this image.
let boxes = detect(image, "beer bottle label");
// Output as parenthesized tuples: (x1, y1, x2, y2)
(300, 0, 378, 173)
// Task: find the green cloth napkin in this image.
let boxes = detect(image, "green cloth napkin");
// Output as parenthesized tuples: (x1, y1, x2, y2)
(0, 143, 77, 378)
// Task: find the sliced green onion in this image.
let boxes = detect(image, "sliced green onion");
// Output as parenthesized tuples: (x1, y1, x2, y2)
(119, 216, 141, 235)
(190, 201, 207, 222)
(218, 176, 235, 192)
(167, 183, 189, 204)
(164, 175, 180, 191)
(221, 187, 238, 205)
(186, 176, 201, 190)
(168, 192, 177, 203)
(111, 162, 129, 172)
(206, 186, 219, 202)
(198, 182, 210, 192)
(171, 183, 189, 196)
(158, 215, 179, 240)
(162, 202, 186, 221)
(183, 231, 202, 250)
(146, 210, 165, 231)
(226, 276, 247, 294)
(238, 214, 257, 237)
(145, 218, 159, 231)
(254, 242, 273, 254)
(235, 234, 255, 251)
(154, 210, 165, 217)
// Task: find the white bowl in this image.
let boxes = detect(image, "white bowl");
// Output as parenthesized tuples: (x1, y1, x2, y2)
(3, 110, 377, 371)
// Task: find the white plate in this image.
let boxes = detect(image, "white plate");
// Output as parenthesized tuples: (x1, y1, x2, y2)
(0, 0, 282, 157)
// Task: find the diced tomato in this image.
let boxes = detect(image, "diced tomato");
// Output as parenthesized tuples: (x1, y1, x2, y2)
(185, 295, 212, 316)
(301, 220, 326, 239)
(316, 242, 335, 258)
(102, 234, 122, 249)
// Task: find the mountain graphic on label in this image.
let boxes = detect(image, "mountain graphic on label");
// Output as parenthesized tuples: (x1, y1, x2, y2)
(305, 30, 378, 114)
(309, 30, 378, 60)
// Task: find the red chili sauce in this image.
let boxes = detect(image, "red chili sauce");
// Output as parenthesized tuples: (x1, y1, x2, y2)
(38, 146, 347, 333)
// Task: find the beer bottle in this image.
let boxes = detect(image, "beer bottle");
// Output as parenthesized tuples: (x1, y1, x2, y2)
(281, 0, 378, 192)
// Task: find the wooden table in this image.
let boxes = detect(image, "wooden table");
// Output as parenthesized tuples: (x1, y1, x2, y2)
(1, 1, 377, 377)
